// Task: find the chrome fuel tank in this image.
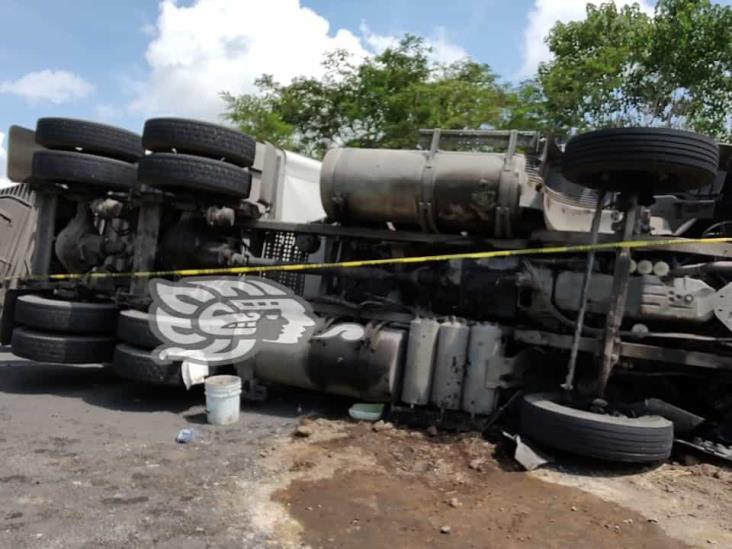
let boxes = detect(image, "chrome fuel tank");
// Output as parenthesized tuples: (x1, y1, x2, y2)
(320, 148, 525, 236)
(251, 321, 406, 402)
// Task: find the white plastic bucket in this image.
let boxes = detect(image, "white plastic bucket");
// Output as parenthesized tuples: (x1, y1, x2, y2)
(204, 375, 242, 425)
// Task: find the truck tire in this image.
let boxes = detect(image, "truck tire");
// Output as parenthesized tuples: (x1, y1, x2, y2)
(137, 153, 252, 197)
(32, 150, 137, 190)
(36, 118, 144, 162)
(14, 295, 118, 334)
(117, 310, 161, 350)
(11, 327, 115, 363)
(117, 309, 242, 350)
(562, 127, 719, 193)
(520, 392, 673, 463)
(142, 118, 255, 167)
(112, 343, 183, 386)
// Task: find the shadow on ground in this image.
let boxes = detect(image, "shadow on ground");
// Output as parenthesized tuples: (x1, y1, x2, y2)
(0, 353, 355, 420)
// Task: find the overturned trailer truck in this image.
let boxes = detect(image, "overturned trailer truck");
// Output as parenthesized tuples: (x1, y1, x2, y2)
(2, 118, 732, 463)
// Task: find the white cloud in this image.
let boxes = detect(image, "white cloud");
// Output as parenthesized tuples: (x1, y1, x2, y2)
(130, 0, 471, 123)
(427, 27, 470, 65)
(0, 131, 13, 189)
(360, 23, 469, 65)
(130, 0, 371, 122)
(0, 70, 94, 104)
(360, 23, 400, 53)
(518, 0, 654, 79)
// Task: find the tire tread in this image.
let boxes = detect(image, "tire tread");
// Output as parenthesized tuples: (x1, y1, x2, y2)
(142, 118, 255, 167)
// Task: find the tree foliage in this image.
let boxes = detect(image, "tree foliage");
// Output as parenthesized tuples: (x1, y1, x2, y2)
(223, 1, 732, 153)
(223, 36, 529, 157)
(539, 0, 732, 140)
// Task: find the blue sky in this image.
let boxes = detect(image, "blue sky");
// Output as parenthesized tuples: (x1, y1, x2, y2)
(304, 0, 535, 77)
(0, 0, 730, 185)
(0, 0, 532, 133)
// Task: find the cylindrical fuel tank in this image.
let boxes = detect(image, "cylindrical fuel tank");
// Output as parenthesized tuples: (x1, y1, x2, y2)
(252, 321, 406, 402)
(431, 318, 470, 410)
(401, 317, 441, 406)
(462, 323, 502, 416)
(320, 148, 525, 236)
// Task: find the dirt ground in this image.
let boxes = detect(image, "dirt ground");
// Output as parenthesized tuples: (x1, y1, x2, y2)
(1, 347, 731, 548)
(262, 419, 732, 548)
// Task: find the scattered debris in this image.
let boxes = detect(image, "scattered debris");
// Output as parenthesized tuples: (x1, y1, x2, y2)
(676, 438, 732, 464)
(175, 428, 195, 444)
(468, 458, 486, 472)
(372, 420, 393, 432)
(448, 497, 462, 508)
(294, 425, 314, 438)
(348, 403, 384, 422)
(181, 361, 210, 389)
(508, 433, 552, 471)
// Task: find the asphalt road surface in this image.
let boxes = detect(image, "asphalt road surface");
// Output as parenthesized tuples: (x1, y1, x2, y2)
(0, 347, 326, 548)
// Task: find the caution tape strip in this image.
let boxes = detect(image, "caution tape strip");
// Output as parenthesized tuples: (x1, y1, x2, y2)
(5, 236, 732, 283)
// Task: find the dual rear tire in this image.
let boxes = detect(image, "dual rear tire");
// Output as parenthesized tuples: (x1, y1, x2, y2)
(9, 297, 225, 387)
(31, 118, 143, 192)
(112, 309, 183, 386)
(10, 294, 118, 363)
(113, 309, 231, 386)
(29, 117, 256, 198)
(137, 118, 255, 198)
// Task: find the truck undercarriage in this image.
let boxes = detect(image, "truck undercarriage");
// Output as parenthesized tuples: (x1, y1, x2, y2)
(2, 118, 731, 463)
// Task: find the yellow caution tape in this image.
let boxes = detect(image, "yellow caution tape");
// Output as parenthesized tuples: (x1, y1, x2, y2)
(5, 236, 732, 283)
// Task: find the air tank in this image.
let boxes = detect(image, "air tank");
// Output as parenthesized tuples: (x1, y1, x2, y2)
(401, 317, 440, 406)
(320, 148, 525, 236)
(462, 323, 503, 416)
(430, 317, 470, 410)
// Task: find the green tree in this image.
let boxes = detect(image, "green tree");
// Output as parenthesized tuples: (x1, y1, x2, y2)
(223, 36, 519, 157)
(222, 75, 295, 149)
(539, 0, 732, 140)
(503, 79, 551, 132)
